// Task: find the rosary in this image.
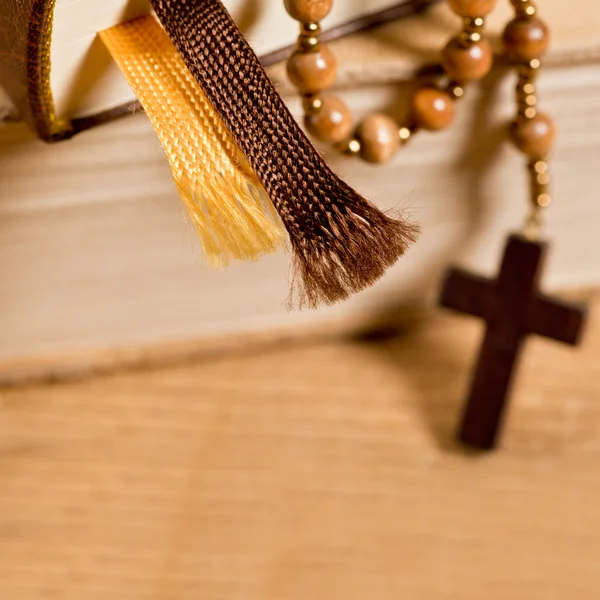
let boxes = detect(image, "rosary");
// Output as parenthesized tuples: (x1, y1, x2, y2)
(100, 0, 588, 450)
(282, 0, 588, 450)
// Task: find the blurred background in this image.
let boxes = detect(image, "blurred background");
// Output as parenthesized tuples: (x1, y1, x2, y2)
(0, 0, 599, 597)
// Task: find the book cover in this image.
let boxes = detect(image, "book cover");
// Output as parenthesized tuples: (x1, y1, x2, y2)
(0, 0, 412, 141)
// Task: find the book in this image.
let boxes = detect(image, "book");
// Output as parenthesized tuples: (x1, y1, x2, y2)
(4, 0, 600, 136)
(0, 0, 411, 139)
(0, 0, 598, 380)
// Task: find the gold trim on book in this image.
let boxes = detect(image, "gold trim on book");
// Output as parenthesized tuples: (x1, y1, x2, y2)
(27, 0, 72, 141)
(0, 0, 71, 141)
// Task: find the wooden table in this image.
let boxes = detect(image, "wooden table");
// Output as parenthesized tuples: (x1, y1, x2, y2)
(1, 293, 598, 599)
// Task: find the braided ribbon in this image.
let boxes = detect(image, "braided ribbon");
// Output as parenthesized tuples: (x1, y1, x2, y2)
(152, 0, 419, 308)
(100, 15, 287, 266)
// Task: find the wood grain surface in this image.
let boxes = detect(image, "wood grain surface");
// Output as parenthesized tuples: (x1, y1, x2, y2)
(0, 294, 598, 599)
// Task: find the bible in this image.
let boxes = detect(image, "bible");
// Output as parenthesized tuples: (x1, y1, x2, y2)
(0, 0, 598, 380)
(0, 0, 409, 136)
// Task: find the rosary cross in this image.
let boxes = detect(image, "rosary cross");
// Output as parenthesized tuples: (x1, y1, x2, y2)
(440, 234, 587, 450)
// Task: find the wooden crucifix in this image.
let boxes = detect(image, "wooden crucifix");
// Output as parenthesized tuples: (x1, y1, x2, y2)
(439, 234, 588, 450)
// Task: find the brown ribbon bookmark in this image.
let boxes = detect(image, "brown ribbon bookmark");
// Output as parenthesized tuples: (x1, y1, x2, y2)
(152, 0, 419, 308)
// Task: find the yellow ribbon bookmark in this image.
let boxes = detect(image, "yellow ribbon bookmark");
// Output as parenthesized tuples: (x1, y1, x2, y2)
(100, 15, 287, 267)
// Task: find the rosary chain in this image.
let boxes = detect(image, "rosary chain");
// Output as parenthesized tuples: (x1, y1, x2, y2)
(284, 0, 496, 164)
(503, 0, 552, 237)
(284, 0, 553, 237)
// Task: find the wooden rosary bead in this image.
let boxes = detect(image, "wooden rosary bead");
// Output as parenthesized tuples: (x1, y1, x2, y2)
(284, 0, 333, 22)
(502, 17, 550, 62)
(411, 87, 456, 131)
(304, 94, 354, 143)
(441, 37, 493, 82)
(287, 46, 337, 94)
(447, 0, 497, 17)
(355, 113, 400, 163)
(511, 112, 555, 157)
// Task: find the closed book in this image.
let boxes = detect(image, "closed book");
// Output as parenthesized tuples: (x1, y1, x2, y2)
(0, 0, 597, 381)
